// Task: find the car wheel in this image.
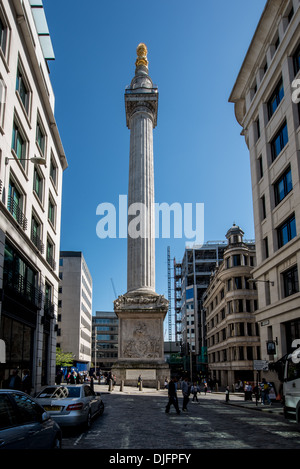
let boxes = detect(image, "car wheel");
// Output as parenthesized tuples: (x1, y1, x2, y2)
(53, 434, 62, 449)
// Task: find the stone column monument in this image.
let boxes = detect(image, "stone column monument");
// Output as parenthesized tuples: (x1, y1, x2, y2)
(112, 44, 170, 387)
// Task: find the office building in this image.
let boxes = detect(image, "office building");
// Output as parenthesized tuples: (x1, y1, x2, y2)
(0, 0, 67, 392)
(57, 252, 92, 371)
(229, 0, 300, 371)
(174, 242, 227, 376)
(92, 311, 118, 370)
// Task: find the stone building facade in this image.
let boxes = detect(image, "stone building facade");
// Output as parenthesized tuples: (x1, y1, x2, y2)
(0, 0, 67, 392)
(204, 225, 260, 387)
(229, 0, 300, 372)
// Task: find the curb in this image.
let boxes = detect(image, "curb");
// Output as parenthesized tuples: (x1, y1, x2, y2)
(224, 400, 284, 415)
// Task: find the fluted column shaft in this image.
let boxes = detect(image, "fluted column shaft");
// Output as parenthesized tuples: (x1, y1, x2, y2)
(127, 107, 155, 293)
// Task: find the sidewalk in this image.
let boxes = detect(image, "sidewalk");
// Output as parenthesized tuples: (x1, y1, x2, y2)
(94, 383, 284, 416)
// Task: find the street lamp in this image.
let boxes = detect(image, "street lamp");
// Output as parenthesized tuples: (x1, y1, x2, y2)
(5, 156, 46, 165)
(248, 278, 274, 286)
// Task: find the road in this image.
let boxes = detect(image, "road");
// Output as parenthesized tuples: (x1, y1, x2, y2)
(60, 385, 300, 454)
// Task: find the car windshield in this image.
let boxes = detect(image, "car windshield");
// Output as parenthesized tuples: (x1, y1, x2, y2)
(36, 386, 81, 399)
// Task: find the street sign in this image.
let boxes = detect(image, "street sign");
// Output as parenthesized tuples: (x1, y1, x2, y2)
(253, 360, 269, 371)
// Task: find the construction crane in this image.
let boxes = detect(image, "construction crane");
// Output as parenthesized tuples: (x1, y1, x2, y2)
(110, 278, 117, 299)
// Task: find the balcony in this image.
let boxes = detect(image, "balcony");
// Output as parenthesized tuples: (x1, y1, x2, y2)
(44, 298, 55, 319)
(31, 227, 44, 254)
(3, 268, 42, 309)
(7, 196, 28, 231)
(46, 252, 56, 270)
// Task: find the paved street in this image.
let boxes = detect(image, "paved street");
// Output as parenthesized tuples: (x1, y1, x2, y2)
(61, 384, 300, 453)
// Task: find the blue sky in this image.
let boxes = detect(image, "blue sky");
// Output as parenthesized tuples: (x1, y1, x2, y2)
(43, 0, 266, 331)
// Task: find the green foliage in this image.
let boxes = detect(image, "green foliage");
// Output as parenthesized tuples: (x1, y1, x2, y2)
(56, 347, 73, 367)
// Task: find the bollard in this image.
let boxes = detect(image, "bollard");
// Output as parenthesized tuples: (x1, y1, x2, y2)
(120, 380, 124, 392)
(139, 381, 143, 391)
(157, 380, 160, 390)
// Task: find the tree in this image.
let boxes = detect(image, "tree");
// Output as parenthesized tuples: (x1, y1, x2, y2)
(56, 347, 73, 368)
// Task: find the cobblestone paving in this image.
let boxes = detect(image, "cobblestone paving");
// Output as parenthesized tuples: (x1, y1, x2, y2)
(61, 387, 300, 451)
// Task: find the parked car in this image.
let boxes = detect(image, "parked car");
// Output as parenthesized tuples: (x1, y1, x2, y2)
(35, 384, 104, 428)
(0, 390, 62, 449)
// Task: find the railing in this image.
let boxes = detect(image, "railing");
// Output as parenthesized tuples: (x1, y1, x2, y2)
(7, 196, 28, 230)
(44, 298, 55, 318)
(46, 253, 56, 270)
(31, 227, 44, 254)
(3, 268, 42, 309)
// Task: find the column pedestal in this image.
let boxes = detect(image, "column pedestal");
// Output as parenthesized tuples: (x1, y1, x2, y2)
(112, 291, 170, 387)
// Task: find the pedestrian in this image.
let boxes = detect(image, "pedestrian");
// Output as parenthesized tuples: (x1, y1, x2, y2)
(244, 382, 252, 401)
(204, 381, 208, 395)
(165, 377, 180, 414)
(5, 369, 22, 390)
(70, 371, 76, 384)
(191, 382, 198, 402)
(253, 384, 260, 405)
(137, 375, 142, 389)
(21, 369, 32, 395)
(260, 378, 271, 405)
(225, 385, 230, 403)
(55, 369, 63, 385)
(181, 377, 190, 412)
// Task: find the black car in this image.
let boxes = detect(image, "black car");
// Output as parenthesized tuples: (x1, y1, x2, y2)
(0, 390, 62, 449)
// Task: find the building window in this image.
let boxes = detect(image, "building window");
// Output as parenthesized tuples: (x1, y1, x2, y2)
(33, 167, 43, 203)
(31, 214, 44, 254)
(274, 35, 280, 51)
(274, 166, 292, 206)
(12, 121, 26, 167)
(0, 15, 7, 55)
(267, 78, 284, 120)
(48, 196, 56, 227)
(233, 254, 241, 266)
(16, 66, 29, 113)
(263, 60, 268, 75)
(50, 154, 57, 187)
(36, 120, 46, 155)
(287, 4, 294, 23)
(255, 117, 260, 141)
(277, 214, 296, 249)
(282, 265, 299, 298)
(46, 239, 56, 270)
(234, 277, 242, 289)
(258, 155, 263, 180)
(3, 242, 37, 307)
(8, 180, 27, 230)
(271, 121, 288, 162)
(293, 42, 300, 76)
(261, 194, 266, 220)
(264, 236, 269, 259)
